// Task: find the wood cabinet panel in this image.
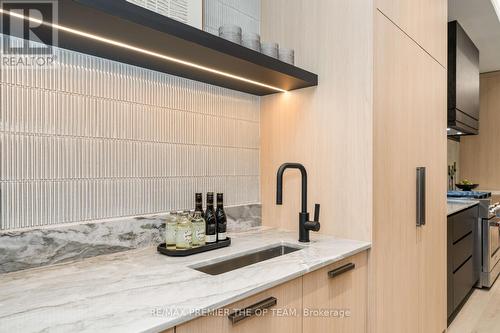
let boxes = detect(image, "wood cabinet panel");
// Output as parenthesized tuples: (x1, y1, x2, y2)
(303, 251, 368, 333)
(376, 0, 447, 66)
(372, 11, 447, 333)
(176, 277, 302, 333)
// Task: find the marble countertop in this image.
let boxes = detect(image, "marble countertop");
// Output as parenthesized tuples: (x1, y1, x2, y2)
(0, 227, 371, 333)
(478, 189, 500, 196)
(447, 199, 480, 216)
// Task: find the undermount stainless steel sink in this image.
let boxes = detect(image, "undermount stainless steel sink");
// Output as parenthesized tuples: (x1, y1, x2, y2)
(191, 244, 303, 275)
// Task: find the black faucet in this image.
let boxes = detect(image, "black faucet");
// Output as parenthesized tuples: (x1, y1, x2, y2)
(276, 163, 320, 242)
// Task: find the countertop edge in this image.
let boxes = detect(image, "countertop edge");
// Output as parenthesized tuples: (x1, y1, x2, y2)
(144, 243, 372, 333)
(447, 200, 480, 217)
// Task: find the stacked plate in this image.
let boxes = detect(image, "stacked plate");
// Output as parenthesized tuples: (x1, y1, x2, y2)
(218, 25, 242, 45)
(242, 32, 261, 52)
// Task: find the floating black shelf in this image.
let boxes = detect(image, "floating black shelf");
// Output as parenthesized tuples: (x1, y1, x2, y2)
(1, 0, 318, 96)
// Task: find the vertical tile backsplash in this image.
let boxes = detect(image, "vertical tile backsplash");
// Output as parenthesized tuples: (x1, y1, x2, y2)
(0, 43, 260, 231)
(126, 0, 202, 29)
(203, 0, 260, 35)
(126, 0, 260, 36)
(0, 0, 261, 231)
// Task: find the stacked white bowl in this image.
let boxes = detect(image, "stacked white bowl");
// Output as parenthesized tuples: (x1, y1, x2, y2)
(218, 25, 295, 65)
(278, 47, 295, 65)
(218, 25, 242, 45)
(242, 32, 261, 52)
(261, 42, 279, 59)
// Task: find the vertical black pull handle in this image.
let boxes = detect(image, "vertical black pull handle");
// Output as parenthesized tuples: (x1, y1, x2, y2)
(314, 204, 320, 222)
(416, 167, 426, 226)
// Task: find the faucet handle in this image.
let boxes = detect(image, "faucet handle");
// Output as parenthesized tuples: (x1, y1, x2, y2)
(304, 204, 321, 233)
(313, 204, 320, 222)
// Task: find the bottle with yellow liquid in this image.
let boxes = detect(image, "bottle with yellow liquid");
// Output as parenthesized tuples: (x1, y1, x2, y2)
(176, 212, 192, 250)
(191, 211, 206, 247)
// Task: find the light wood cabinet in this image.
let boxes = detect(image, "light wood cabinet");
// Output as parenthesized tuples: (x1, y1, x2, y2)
(176, 277, 302, 333)
(176, 251, 368, 333)
(303, 251, 368, 333)
(371, 11, 447, 333)
(376, 0, 447, 66)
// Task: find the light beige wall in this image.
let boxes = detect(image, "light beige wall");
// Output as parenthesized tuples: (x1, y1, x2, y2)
(461, 71, 500, 190)
(260, 0, 373, 242)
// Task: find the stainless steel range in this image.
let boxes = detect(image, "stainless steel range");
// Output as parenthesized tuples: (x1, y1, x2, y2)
(448, 191, 500, 288)
(481, 202, 500, 288)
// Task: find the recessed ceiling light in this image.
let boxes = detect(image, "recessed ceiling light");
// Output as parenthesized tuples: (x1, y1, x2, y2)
(447, 128, 451, 131)
(492, 0, 500, 22)
(0, 8, 287, 93)
(457, 131, 463, 135)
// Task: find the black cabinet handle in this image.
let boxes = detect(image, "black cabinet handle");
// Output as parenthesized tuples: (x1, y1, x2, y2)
(328, 263, 355, 278)
(228, 297, 277, 324)
(416, 167, 426, 227)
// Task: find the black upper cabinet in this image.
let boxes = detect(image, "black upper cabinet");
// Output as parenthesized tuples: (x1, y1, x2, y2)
(0, 0, 318, 96)
(448, 21, 480, 136)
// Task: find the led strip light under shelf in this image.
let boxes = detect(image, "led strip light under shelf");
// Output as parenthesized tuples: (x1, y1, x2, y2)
(0, 8, 287, 93)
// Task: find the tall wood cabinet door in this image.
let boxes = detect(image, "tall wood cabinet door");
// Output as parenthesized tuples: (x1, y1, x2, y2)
(303, 251, 368, 333)
(372, 11, 447, 333)
(376, 0, 447, 66)
(176, 277, 302, 333)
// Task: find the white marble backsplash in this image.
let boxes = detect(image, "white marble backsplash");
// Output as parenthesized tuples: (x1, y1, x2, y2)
(0, 204, 261, 274)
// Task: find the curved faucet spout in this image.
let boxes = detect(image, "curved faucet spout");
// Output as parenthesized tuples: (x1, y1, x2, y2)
(275, 162, 319, 243)
(276, 163, 308, 214)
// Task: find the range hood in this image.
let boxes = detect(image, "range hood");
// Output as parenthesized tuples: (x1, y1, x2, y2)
(448, 21, 480, 136)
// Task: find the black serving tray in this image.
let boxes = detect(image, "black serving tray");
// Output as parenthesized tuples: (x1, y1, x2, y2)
(157, 238, 231, 257)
